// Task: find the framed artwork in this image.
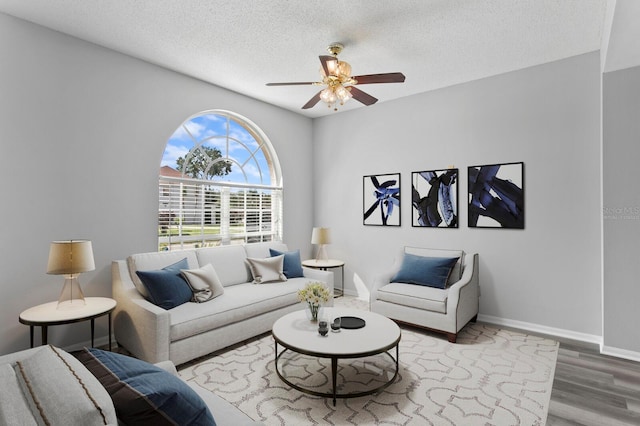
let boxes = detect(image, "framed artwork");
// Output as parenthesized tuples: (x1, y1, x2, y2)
(468, 162, 524, 229)
(363, 173, 401, 226)
(412, 169, 458, 228)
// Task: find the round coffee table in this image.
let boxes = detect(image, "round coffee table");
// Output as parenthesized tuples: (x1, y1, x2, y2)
(272, 309, 401, 405)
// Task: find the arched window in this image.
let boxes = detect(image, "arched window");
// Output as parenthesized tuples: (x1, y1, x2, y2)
(158, 110, 283, 250)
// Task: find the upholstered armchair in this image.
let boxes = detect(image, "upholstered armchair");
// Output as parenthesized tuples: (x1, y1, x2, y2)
(370, 247, 479, 343)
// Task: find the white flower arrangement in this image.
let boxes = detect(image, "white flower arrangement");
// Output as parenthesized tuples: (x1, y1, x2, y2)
(297, 281, 331, 305)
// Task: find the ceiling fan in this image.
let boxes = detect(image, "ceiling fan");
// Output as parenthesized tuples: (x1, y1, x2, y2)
(266, 42, 406, 111)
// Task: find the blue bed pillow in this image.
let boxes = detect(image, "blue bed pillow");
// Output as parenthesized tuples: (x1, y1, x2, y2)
(74, 348, 216, 426)
(269, 248, 304, 278)
(136, 258, 193, 309)
(391, 254, 460, 289)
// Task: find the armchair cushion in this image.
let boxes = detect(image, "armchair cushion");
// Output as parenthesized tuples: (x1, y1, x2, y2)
(391, 253, 459, 289)
(376, 282, 448, 313)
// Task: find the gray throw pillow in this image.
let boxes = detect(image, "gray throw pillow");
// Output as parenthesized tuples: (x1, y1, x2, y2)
(181, 263, 225, 302)
(245, 255, 287, 283)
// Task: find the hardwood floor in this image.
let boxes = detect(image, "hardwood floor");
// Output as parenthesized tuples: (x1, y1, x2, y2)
(546, 338, 640, 426)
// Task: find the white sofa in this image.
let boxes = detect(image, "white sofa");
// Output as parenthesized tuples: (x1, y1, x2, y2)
(112, 241, 333, 365)
(0, 345, 261, 425)
(370, 247, 479, 343)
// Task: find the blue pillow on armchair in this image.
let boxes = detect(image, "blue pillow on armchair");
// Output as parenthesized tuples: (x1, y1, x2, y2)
(391, 254, 460, 289)
(269, 248, 304, 278)
(74, 348, 216, 426)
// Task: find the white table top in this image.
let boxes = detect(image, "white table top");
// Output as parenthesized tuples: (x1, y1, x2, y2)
(302, 259, 345, 268)
(19, 297, 117, 324)
(272, 309, 400, 357)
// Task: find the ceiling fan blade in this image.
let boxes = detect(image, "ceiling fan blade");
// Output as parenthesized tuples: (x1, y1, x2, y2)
(349, 86, 378, 106)
(266, 82, 316, 86)
(352, 72, 406, 84)
(319, 55, 337, 76)
(302, 91, 323, 109)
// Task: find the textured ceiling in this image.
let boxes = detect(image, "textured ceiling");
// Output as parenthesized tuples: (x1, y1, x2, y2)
(0, 0, 625, 117)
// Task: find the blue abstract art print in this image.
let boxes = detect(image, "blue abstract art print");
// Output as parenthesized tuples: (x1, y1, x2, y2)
(363, 173, 401, 226)
(468, 162, 524, 229)
(412, 169, 458, 228)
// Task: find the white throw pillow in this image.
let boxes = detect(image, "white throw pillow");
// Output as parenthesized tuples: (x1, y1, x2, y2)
(180, 263, 225, 302)
(245, 255, 287, 284)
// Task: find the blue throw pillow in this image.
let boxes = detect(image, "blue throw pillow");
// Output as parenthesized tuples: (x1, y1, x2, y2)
(269, 248, 304, 278)
(74, 348, 216, 426)
(391, 254, 460, 289)
(136, 258, 193, 309)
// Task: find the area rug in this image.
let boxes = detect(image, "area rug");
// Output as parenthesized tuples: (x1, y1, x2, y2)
(180, 303, 558, 425)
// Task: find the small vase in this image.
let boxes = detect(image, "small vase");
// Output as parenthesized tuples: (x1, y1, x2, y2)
(306, 302, 322, 322)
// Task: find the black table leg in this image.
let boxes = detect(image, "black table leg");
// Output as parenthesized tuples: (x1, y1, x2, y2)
(108, 312, 112, 351)
(331, 357, 338, 406)
(90, 318, 95, 347)
(29, 326, 34, 348)
(41, 326, 48, 345)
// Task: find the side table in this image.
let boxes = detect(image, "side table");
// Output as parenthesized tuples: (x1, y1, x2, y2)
(302, 259, 345, 297)
(19, 297, 117, 351)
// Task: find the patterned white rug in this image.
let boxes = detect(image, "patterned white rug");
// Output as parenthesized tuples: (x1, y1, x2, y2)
(180, 298, 558, 425)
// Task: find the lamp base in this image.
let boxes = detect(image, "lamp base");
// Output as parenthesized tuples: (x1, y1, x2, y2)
(315, 244, 329, 262)
(57, 275, 86, 310)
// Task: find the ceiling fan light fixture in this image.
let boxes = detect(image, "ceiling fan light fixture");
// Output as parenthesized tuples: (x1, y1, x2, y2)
(335, 85, 352, 103)
(320, 87, 337, 104)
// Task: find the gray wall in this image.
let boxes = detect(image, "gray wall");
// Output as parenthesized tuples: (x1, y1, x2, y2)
(0, 13, 313, 355)
(313, 52, 603, 341)
(603, 65, 640, 356)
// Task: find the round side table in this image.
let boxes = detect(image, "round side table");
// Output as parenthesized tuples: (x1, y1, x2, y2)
(19, 297, 116, 351)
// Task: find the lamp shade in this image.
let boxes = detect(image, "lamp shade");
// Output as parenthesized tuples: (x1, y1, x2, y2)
(46, 240, 95, 275)
(311, 227, 331, 245)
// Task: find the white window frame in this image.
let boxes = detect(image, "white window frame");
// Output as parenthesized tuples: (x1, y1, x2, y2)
(158, 110, 283, 250)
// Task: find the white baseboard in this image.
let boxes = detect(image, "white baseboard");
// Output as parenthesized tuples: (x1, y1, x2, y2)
(601, 345, 640, 363)
(478, 314, 603, 345)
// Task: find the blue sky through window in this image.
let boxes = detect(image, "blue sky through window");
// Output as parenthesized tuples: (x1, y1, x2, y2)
(162, 113, 271, 185)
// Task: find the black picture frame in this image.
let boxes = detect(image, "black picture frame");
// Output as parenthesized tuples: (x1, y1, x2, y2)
(468, 162, 524, 229)
(411, 169, 459, 228)
(363, 173, 401, 226)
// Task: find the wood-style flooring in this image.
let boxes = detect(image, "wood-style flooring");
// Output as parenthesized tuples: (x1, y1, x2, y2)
(546, 337, 640, 426)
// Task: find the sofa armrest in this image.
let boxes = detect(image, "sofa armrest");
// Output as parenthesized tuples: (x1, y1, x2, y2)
(445, 253, 479, 329)
(112, 261, 171, 364)
(302, 267, 334, 288)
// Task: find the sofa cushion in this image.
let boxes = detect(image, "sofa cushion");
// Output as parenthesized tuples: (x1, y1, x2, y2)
(128, 250, 199, 298)
(269, 248, 304, 278)
(246, 255, 287, 283)
(74, 348, 216, 426)
(405, 247, 465, 284)
(376, 282, 448, 314)
(391, 253, 459, 289)
(13, 345, 117, 426)
(169, 278, 310, 341)
(181, 263, 225, 303)
(196, 245, 250, 287)
(136, 258, 193, 309)
(244, 241, 288, 259)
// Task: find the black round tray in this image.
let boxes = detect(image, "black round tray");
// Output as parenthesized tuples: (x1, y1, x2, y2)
(340, 316, 366, 329)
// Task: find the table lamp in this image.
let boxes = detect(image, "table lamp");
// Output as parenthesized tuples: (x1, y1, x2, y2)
(47, 240, 95, 309)
(311, 227, 331, 261)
